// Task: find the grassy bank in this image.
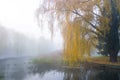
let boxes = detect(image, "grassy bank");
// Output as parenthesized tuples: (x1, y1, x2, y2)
(87, 56, 120, 66)
(32, 56, 120, 70)
(32, 56, 62, 66)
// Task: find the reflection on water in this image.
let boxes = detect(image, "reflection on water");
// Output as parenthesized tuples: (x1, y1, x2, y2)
(0, 57, 31, 80)
(0, 57, 119, 80)
(23, 71, 64, 80)
(96, 70, 119, 80)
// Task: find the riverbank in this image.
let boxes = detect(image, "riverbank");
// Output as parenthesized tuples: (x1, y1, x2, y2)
(32, 56, 120, 70)
(82, 56, 120, 70)
(86, 56, 120, 66)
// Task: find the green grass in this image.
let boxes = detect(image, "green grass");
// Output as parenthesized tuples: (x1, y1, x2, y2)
(32, 57, 62, 65)
(31, 56, 120, 68)
(87, 56, 120, 66)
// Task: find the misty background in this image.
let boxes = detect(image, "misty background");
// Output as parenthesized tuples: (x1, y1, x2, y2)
(0, 0, 63, 59)
(0, 25, 62, 58)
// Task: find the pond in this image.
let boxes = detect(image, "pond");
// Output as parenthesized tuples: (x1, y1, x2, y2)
(0, 57, 119, 80)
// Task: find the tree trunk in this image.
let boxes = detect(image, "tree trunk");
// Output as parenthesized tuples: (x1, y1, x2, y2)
(106, 28, 119, 62)
(107, 0, 120, 62)
(109, 52, 118, 62)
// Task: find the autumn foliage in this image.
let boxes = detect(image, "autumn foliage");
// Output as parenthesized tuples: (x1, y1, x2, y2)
(37, 0, 120, 64)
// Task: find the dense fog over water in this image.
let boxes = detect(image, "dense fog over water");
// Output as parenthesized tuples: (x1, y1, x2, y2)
(0, 25, 58, 58)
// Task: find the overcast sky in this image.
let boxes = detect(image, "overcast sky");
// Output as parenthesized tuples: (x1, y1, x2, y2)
(0, 0, 63, 50)
(0, 0, 40, 38)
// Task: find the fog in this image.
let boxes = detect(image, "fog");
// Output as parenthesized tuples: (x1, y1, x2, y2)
(0, 25, 58, 59)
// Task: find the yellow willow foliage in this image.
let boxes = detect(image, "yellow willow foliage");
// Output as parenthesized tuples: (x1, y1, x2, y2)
(62, 18, 93, 66)
(37, 0, 120, 65)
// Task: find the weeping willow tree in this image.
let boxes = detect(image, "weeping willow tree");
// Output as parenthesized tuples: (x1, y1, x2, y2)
(62, 18, 93, 65)
(37, 0, 120, 63)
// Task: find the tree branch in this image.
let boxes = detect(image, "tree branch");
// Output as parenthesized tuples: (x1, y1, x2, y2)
(90, 11, 102, 18)
(87, 29, 103, 38)
(72, 10, 104, 36)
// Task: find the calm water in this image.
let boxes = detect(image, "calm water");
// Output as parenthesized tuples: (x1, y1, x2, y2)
(0, 57, 119, 80)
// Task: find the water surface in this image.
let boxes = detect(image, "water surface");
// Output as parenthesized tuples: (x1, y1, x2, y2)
(0, 57, 119, 80)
